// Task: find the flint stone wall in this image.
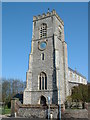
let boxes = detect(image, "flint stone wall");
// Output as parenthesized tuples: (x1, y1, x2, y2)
(11, 99, 89, 119)
(17, 105, 58, 119)
(64, 109, 88, 119)
(17, 105, 88, 119)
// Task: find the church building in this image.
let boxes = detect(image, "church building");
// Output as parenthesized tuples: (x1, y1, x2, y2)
(23, 9, 87, 106)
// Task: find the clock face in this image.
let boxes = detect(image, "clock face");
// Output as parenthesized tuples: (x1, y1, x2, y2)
(39, 41, 47, 50)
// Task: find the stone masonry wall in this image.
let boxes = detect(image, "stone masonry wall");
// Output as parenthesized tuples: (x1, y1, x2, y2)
(64, 109, 88, 119)
(11, 99, 89, 119)
(18, 105, 58, 119)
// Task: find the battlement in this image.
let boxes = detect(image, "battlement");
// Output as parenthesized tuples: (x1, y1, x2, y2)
(33, 9, 64, 26)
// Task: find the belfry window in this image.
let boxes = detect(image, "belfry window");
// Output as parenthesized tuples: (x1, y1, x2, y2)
(40, 23, 47, 38)
(58, 25, 62, 40)
(59, 30, 61, 38)
(39, 72, 47, 90)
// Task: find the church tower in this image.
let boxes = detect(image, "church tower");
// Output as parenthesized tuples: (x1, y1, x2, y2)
(23, 9, 69, 105)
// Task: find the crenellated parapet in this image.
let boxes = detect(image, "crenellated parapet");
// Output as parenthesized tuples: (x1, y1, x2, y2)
(33, 9, 64, 26)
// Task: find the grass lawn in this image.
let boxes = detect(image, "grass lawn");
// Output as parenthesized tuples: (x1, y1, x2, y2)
(3, 108, 11, 114)
(0, 106, 11, 115)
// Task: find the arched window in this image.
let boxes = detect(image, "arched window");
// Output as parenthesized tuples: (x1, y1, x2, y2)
(78, 76, 80, 82)
(58, 25, 62, 40)
(41, 53, 44, 60)
(70, 72, 72, 78)
(39, 72, 47, 90)
(40, 23, 47, 38)
(59, 30, 61, 39)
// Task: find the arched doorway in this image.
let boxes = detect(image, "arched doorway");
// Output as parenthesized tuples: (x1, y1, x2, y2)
(40, 95, 46, 106)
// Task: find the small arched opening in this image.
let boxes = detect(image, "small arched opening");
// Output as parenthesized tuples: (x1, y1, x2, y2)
(40, 95, 46, 106)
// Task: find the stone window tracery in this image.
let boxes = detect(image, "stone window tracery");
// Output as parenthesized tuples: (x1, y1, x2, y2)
(58, 25, 62, 39)
(39, 72, 47, 90)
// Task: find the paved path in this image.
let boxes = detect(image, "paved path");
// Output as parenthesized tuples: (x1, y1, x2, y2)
(2, 118, 89, 120)
(0, 114, 9, 118)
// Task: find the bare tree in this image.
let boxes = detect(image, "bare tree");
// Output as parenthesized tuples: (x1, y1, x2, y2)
(2, 78, 26, 108)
